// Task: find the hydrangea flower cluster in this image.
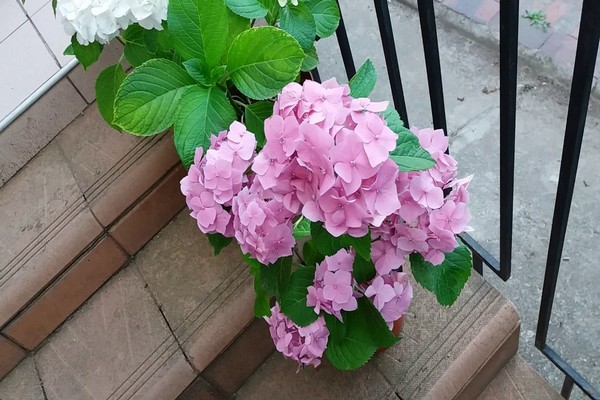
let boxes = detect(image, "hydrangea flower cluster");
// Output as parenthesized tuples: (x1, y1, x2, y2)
(264, 303, 329, 369)
(363, 271, 413, 329)
(56, 0, 168, 45)
(370, 127, 472, 267)
(181, 78, 472, 370)
(306, 249, 358, 320)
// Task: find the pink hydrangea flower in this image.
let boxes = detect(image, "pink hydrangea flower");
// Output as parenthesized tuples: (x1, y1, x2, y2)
(264, 303, 329, 369)
(364, 271, 413, 329)
(354, 113, 397, 167)
(307, 249, 358, 320)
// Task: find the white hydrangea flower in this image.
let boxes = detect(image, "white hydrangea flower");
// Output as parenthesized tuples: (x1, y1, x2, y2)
(56, 0, 167, 45)
(278, 0, 298, 6)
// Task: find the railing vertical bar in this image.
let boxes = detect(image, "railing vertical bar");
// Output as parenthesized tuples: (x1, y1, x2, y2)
(373, 0, 410, 126)
(561, 375, 575, 399)
(311, 67, 322, 83)
(473, 251, 483, 275)
(535, 0, 600, 352)
(497, 0, 519, 281)
(417, 0, 447, 133)
(335, 0, 357, 80)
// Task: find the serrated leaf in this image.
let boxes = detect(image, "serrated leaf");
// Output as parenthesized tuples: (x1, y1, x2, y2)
(169, 0, 228, 67)
(227, 27, 305, 100)
(183, 59, 226, 86)
(244, 101, 273, 147)
(301, 45, 319, 72)
(70, 36, 103, 69)
(302, 240, 324, 267)
(305, 0, 340, 38)
(174, 85, 236, 168)
(114, 59, 196, 135)
(245, 254, 292, 300)
(225, 0, 268, 18)
(225, 8, 252, 50)
(353, 255, 376, 284)
(293, 217, 311, 239)
(206, 233, 233, 255)
(280, 2, 316, 49)
(95, 64, 126, 129)
(280, 265, 319, 326)
(349, 59, 376, 98)
(410, 243, 472, 306)
(384, 107, 435, 172)
(310, 222, 371, 261)
(324, 297, 399, 370)
(144, 26, 171, 54)
(63, 44, 74, 56)
(123, 24, 155, 67)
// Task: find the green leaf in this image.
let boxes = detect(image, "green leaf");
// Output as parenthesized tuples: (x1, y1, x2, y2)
(114, 59, 196, 135)
(144, 26, 172, 54)
(227, 27, 305, 100)
(244, 101, 273, 147)
(63, 44, 74, 56)
(410, 243, 472, 306)
(301, 45, 319, 72)
(382, 107, 404, 133)
(353, 255, 376, 284)
(206, 233, 233, 255)
(225, 0, 268, 18)
(280, 2, 316, 49)
(305, 0, 340, 38)
(310, 222, 371, 261)
(383, 107, 435, 172)
(52, 0, 57, 14)
(324, 297, 399, 370)
(95, 64, 126, 129)
(262, 256, 293, 298)
(249, 259, 272, 317)
(169, 0, 228, 67)
(293, 217, 311, 239)
(344, 232, 371, 261)
(349, 59, 376, 98)
(183, 59, 226, 86)
(225, 8, 252, 50)
(174, 85, 237, 168)
(122, 24, 155, 67)
(70, 36, 103, 69)
(302, 240, 324, 267)
(280, 265, 319, 326)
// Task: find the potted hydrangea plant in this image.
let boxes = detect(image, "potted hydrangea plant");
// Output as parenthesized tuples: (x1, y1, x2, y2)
(53, 0, 473, 371)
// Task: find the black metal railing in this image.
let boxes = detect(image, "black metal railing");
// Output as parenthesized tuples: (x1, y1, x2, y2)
(313, 0, 600, 398)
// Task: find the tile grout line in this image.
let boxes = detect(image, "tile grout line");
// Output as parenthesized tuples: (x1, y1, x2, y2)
(136, 263, 202, 376)
(66, 76, 92, 105)
(32, 355, 49, 400)
(18, 0, 63, 70)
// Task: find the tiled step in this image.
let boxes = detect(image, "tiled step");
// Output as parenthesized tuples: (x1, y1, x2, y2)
(0, 210, 255, 400)
(0, 51, 185, 377)
(479, 356, 562, 400)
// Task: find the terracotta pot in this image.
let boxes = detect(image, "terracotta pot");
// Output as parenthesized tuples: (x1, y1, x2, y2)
(377, 316, 404, 354)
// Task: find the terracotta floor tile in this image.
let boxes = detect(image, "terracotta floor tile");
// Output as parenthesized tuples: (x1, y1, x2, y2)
(135, 210, 254, 372)
(0, 335, 26, 380)
(0, 0, 26, 43)
(34, 266, 195, 400)
(178, 377, 225, 400)
(31, 2, 74, 67)
(201, 319, 274, 396)
(0, 21, 59, 120)
(0, 143, 102, 327)
(109, 165, 186, 254)
(67, 41, 126, 103)
(55, 103, 142, 194)
(3, 236, 128, 350)
(0, 79, 86, 188)
(0, 358, 44, 400)
(88, 133, 179, 227)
